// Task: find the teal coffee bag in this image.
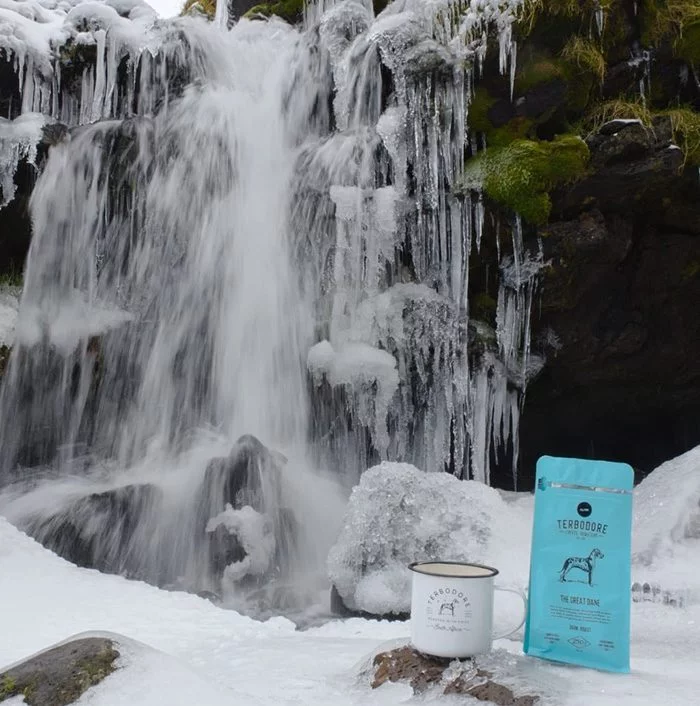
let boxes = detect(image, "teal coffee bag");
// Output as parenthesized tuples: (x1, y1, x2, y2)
(524, 456, 634, 673)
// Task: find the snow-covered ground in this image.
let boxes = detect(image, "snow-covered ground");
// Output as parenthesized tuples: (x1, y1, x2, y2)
(2, 447, 700, 705)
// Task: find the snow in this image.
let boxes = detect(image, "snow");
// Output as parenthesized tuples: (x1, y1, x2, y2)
(2, 446, 700, 706)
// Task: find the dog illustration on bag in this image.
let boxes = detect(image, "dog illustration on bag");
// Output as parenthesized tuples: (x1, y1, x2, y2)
(438, 599, 458, 616)
(559, 548, 604, 585)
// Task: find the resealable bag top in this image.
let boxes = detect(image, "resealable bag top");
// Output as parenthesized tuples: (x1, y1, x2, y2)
(524, 455, 634, 673)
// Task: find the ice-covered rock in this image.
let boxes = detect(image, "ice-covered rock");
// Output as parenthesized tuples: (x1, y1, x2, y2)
(327, 461, 532, 616)
(207, 503, 276, 583)
(0, 112, 46, 207)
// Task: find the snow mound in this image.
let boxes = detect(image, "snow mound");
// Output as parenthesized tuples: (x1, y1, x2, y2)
(327, 461, 532, 616)
(633, 445, 700, 576)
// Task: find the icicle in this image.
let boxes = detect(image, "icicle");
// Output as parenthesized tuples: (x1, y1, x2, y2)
(91, 30, 107, 122)
(594, 2, 605, 36)
(214, 0, 229, 29)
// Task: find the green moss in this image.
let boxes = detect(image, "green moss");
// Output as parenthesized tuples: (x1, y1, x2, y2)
(682, 260, 700, 281)
(468, 87, 496, 134)
(0, 675, 18, 699)
(181, 0, 216, 18)
(468, 87, 534, 146)
(244, 0, 304, 24)
(675, 19, 700, 63)
(514, 57, 567, 94)
(561, 36, 606, 83)
(640, 0, 700, 62)
(582, 99, 652, 135)
(0, 267, 23, 287)
(460, 136, 590, 225)
(663, 107, 700, 166)
(472, 293, 497, 323)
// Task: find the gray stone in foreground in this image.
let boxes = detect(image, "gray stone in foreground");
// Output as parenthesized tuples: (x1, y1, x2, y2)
(0, 637, 119, 706)
(372, 646, 538, 705)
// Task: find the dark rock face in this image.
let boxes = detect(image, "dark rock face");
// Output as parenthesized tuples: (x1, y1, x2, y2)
(0, 637, 119, 706)
(198, 434, 298, 589)
(518, 120, 700, 489)
(23, 484, 162, 580)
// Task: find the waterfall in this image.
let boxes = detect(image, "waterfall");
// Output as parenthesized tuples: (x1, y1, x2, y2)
(0, 0, 541, 614)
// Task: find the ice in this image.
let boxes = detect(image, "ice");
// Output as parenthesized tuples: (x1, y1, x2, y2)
(327, 461, 533, 615)
(307, 340, 399, 458)
(207, 503, 276, 582)
(0, 112, 46, 208)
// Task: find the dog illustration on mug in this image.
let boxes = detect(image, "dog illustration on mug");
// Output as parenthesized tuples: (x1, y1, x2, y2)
(559, 548, 604, 586)
(438, 598, 458, 616)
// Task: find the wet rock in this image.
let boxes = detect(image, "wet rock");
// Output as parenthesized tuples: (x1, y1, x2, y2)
(199, 434, 297, 587)
(0, 637, 119, 706)
(371, 646, 538, 704)
(23, 484, 162, 578)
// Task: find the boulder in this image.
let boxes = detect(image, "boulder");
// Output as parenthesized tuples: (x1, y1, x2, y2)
(198, 434, 298, 589)
(0, 637, 119, 706)
(370, 646, 538, 704)
(23, 484, 162, 580)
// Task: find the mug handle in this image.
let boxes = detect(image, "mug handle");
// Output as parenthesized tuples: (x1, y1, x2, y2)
(492, 586, 527, 641)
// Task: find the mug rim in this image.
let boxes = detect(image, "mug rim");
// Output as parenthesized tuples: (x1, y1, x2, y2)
(408, 560, 499, 578)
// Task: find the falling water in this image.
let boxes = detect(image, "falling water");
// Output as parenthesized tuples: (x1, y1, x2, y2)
(0, 0, 540, 615)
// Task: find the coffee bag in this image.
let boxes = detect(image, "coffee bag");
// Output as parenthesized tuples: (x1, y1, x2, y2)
(524, 455, 634, 672)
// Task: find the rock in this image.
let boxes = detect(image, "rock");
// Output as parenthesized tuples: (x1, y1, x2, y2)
(23, 484, 162, 579)
(0, 637, 119, 706)
(371, 646, 538, 704)
(515, 119, 700, 487)
(198, 434, 298, 588)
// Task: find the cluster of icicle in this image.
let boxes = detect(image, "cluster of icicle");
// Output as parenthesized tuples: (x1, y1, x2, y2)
(299, 0, 543, 485)
(0, 0, 544, 487)
(0, 0, 224, 209)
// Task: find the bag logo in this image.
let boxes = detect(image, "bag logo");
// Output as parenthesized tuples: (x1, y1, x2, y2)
(577, 502, 592, 517)
(568, 636, 591, 649)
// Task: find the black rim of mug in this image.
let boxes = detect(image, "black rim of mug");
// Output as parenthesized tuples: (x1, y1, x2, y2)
(408, 560, 499, 578)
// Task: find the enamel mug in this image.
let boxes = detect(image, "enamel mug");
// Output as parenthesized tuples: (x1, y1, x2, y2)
(408, 561, 527, 658)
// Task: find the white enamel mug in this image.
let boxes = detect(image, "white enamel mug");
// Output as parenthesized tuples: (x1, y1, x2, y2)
(408, 561, 526, 659)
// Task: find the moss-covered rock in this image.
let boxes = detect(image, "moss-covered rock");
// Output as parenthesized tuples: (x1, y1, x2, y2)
(181, 0, 217, 19)
(0, 638, 119, 706)
(460, 136, 590, 225)
(243, 0, 303, 24)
